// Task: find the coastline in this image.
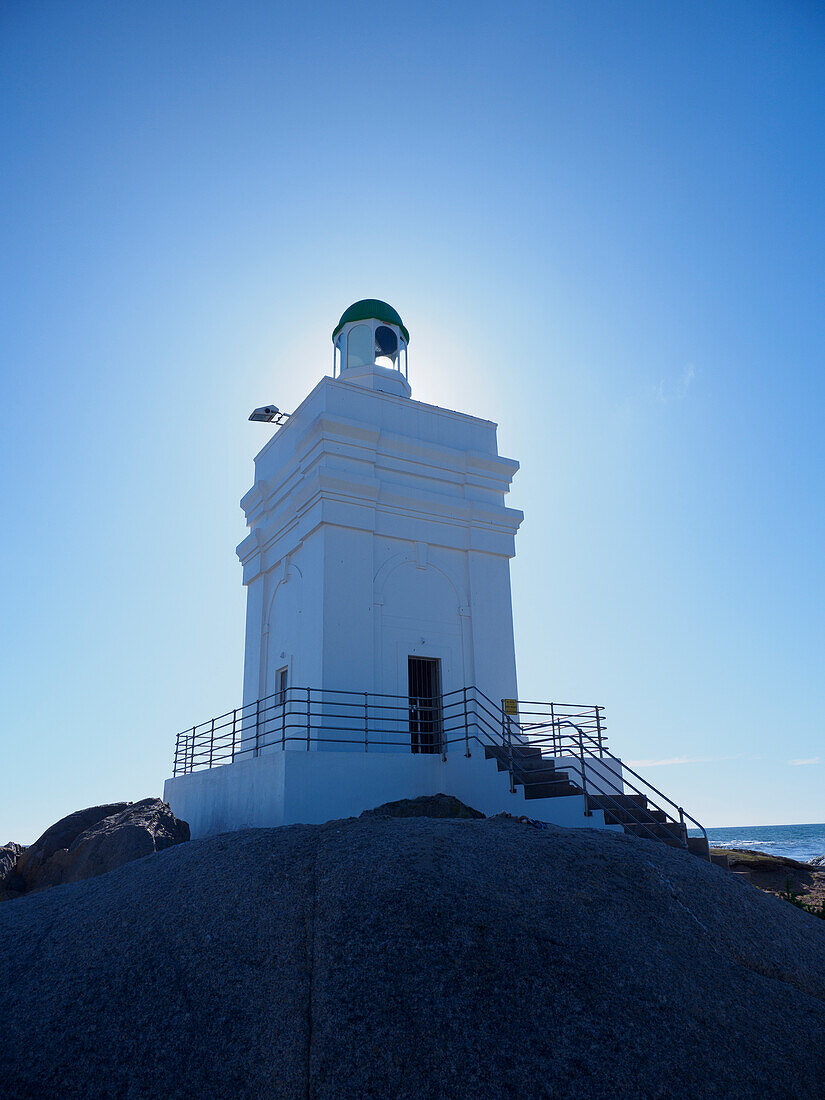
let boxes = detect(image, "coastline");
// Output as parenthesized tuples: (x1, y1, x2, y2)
(711, 846, 825, 908)
(689, 821, 825, 865)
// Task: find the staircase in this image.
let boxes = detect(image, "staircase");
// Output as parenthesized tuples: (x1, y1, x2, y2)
(483, 741, 710, 860)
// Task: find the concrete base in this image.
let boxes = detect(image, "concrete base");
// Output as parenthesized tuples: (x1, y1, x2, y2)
(163, 749, 619, 839)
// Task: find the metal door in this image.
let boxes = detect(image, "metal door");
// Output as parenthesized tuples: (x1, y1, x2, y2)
(408, 656, 442, 754)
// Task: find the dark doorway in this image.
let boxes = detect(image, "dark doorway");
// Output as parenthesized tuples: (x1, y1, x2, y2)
(408, 656, 442, 754)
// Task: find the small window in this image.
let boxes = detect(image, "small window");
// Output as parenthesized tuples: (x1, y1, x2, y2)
(375, 325, 398, 362)
(347, 324, 372, 369)
(276, 666, 288, 703)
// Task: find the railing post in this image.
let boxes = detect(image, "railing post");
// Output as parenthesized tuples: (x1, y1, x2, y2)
(578, 727, 592, 815)
(232, 709, 238, 761)
(679, 807, 688, 848)
(502, 701, 515, 794)
(364, 692, 369, 752)
(550, 702, 556, 758)
(282, 692, 286, 750)
(595, 706, 603, 757)
(441, 697, 447, 763)
(255, 699, 260, 757)
(208, 718, 215, 770)
(463, 686, 470, 757)
(188, 728, 195, 773)
(306, 687, 311, 750)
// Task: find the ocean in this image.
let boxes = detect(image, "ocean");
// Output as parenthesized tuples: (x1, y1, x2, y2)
(688, 822, 825, 864)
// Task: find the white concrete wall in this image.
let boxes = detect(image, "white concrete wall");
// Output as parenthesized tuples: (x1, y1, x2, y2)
(235, 373, 523, 715)
(163, 749, 620, 840)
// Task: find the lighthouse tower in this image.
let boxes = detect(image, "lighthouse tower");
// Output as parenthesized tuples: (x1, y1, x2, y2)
(163, 301, 628, 841)
(236, 299, 522, 718)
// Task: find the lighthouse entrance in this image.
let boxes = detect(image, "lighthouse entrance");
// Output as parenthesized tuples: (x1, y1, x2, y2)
(408, 657, 442, 755)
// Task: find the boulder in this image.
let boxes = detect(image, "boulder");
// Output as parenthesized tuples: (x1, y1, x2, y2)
(0, 841, 24, 879)
(360, 793, 485, 819)
(16, 802, 129, 887)
(0, 842, 26, 901)
(810, 854, 825, 868)
(16, 800, 189, 894)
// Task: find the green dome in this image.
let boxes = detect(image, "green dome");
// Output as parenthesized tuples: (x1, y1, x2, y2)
(332, 299, 409, 344)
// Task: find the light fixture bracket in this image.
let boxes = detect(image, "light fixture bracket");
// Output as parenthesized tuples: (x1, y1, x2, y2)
(249, 405, 291, 425)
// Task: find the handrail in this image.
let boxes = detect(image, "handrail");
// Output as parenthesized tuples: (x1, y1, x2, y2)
(557, 762, 678, 847)
(170, 684, 708, 857)
(518, 718, 708, 854)
(171, 684, 512, 773)
(539, 720, 708, 840)
(560, 737, 685, 847)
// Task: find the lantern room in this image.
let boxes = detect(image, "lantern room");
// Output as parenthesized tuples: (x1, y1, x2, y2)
(332, 299, 411, 397)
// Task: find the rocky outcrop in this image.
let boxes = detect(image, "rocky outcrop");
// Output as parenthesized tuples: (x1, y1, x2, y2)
(0, 843, 26, 901)
(11, 800, 189, 897)
(1, 813, 825, 1098)
(15, 803, 129, 887)
(360, 793, 485, 819)
(713, 846, 825, 908)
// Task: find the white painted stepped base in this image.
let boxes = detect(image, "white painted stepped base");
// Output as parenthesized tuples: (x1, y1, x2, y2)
(163, 749, 620, 840)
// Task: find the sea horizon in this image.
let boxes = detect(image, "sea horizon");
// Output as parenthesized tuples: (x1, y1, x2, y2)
(687, 821, 825, 864)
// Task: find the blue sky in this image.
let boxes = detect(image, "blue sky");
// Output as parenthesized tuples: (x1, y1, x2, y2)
(2, 0, 823, 841)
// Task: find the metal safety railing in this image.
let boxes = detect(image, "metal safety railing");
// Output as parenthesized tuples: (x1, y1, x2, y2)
(513, 710, 708, 856)
(515, 700, 607, 756)
(173, 685, 521, 775)
(170, 685, 707, 857)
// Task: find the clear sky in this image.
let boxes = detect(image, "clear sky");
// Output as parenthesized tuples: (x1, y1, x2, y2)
(2, 0, 823, 842)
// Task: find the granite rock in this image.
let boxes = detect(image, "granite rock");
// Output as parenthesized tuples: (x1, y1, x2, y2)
(15, 799, 189, 894)
(1, 815, 824, 1098)
(0, 842, 26, 901)
(360, 793, 485, 819)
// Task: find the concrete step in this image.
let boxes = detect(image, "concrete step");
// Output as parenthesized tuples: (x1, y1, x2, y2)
(688, 836, 711, 860)
(589, 795, 653, 822)
(601, 807, 667, 826)
(484, 745, 542, 762)
(513, 755, 565, 773)
(492, 760, 573, 786)
(484, 746, 548, 774)
(588, 793, 649, 811)
(523, 779, 584, 799)
(622, 820, 685, 844)
(481, 743, 701, 856)
(484, 748, 574, 789)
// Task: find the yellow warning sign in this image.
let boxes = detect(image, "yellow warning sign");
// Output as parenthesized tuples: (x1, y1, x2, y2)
(503, 698, 518, 715)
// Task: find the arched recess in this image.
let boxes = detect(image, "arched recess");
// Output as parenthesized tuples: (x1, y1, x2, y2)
(261, 562, 303, 697)
(373, 556, 473, 697)
(373, 550, 470, 611)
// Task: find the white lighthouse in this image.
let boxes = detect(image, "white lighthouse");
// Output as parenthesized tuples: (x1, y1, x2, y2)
(164, 301, 695, 852)
(236, 299, 521, 725)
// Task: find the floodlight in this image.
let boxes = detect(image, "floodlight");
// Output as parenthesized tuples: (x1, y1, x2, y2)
(249, 405, 290, 425)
